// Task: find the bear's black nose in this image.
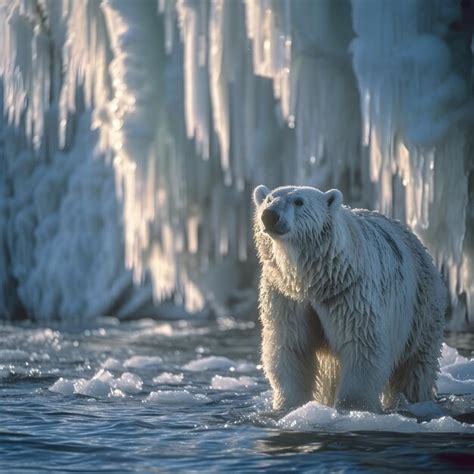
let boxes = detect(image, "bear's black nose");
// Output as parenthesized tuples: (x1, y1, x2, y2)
(262, 209, 280, 230)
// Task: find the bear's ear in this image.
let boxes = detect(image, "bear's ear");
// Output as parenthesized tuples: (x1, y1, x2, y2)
(325, 189, 343, 210)
(253, 185, 271, 206)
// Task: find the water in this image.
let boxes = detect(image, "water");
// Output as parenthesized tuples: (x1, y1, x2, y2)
(1, 318, 473, 473)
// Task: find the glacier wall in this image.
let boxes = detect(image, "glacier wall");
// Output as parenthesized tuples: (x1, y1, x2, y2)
(0, 0, 473, 328)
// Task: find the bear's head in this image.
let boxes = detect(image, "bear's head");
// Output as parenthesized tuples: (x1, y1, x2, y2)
(253, 185, 343, 243)
(253, 185, 343, 299)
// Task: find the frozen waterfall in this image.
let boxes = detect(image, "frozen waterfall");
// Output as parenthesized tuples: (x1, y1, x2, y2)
(0, 0, 473, 327)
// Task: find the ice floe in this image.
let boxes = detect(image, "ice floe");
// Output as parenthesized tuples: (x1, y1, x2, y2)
(145, 390, 210, 405)
(153, 372, 184, 385)
(211, 375, 258, 391)
(279, 402, 474, 433)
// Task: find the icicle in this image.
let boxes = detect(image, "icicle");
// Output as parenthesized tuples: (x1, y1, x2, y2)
(1, 0, 472, 327)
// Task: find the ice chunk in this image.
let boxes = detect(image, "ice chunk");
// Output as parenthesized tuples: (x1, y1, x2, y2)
(124, 356, 163, 369)
(72, 377, 111, 398)
(102, 358, 123, 371)
(234, 362, 257, 373)
(183, 356, 236, 371)
(49, 377, 76, 396)
(279, 401, 474, 433)
(442, 360, 474, 382)
(153, 372, 184, 384)
(440, 344, 462, 367)
(438, 373, 474, 395)
(399, 401, 446, 419)
(145, 390, 210, 404)
(49, 369, 143, 398)
(437, 343, 474, 394)
(0, 350, 29, 362)
(211, 375, 257, 390)
(115, 372, 143, 394)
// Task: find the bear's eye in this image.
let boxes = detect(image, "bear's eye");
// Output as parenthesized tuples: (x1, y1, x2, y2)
(294, 197, 304, 207)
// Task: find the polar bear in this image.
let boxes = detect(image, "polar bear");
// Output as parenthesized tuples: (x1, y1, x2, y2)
(253, 185, 446, 412)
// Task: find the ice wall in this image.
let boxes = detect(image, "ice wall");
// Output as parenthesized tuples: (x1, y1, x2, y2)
(351, 0, 474, 328)
(0, 0, 473, 327)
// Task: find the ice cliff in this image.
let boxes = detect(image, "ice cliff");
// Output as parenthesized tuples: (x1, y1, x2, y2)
(0, 0, 473, 327)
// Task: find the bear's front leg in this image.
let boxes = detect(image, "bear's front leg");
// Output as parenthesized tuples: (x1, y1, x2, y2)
(335, 333, 390, 413)
(259, 282, 319, 411)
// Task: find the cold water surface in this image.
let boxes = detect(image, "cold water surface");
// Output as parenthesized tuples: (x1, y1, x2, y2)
(1, 318, 473, 473)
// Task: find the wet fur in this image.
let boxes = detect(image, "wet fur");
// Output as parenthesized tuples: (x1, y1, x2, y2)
(254, 185, 446, 412)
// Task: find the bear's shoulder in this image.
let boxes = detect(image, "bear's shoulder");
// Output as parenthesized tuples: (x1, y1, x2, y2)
(345, 207, 408, 232)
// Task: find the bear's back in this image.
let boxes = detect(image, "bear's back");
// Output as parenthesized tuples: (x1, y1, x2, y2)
(348, 207, 442, 293)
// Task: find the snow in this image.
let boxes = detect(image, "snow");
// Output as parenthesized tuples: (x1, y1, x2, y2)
(0, 1, 473, 326)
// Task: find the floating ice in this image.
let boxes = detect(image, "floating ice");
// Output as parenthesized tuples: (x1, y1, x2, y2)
(102, 358, 123, 371)
(279, 402, 474, 433)
(183, 356, 237, 372)
(74, 377, 112, 398)
(124, 356, 163, 369)
(440, 344, 462, 367)
(438, 344, 474, 395)
(153, 372, 184, 385)
(437, 373, 474, 396)
(398, 400, 447, 419)
(146, 390, 210, 405)
(49, 377, 76, 396)
(49, 369, 143, 398)
(116, 372, 143, 394)
(0, 350, 29, 362)
(211, 375, 257, 391)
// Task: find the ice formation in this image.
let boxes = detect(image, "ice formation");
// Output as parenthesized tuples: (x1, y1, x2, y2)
(211, 374, 258, 390)
(146, 389, 210, 404)
(0, 0, 473, 326)
(153, 372, 184, 384)
(49, 369, 144, 397)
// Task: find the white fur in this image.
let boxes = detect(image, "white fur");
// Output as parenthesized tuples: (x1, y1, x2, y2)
(254, 185, 446, 412)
